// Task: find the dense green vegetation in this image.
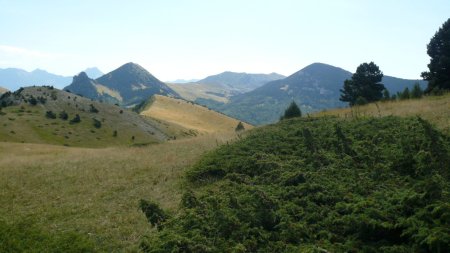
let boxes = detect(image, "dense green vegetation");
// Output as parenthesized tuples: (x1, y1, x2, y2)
(140, 116, 450, 252)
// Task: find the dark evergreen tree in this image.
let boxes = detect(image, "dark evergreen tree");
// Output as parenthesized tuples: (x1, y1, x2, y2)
(421, 18, 450, 92)
(382, 89, 390, 101)
(410, 83, 424, 99)
(281, 101, 301, 120)
(400, 87, 410, 100)
(340, 62, 385, 106)
(235, 121, 245, 132)
(45, 110, 56, 119)
(28, 96, 37, 105)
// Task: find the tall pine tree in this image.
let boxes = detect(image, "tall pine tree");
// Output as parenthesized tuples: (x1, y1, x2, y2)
(422, 18, 450, 92)
(340, 62, 385, 106)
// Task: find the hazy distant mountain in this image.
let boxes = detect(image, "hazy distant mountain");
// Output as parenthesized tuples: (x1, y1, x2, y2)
(84, 67, 103, 79)
(196, 71, 285, 93)
(168, 72, 286, 104)
(0, 68, 72, 91)
(199, 63, 426, 125)
(167, 79, 200, 84)
(65, 62, 179, 106)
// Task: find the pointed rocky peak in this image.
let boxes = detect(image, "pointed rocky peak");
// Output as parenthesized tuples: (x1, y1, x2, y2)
(72, 72, 92, 83)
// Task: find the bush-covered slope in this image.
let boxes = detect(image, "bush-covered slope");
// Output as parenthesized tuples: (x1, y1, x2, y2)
(140, 116, 450, 252)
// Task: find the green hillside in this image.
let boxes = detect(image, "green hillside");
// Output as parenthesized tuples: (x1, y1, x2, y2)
(199, 63, 427, 125)
(0, 86, 168, 147)
(140, 116, 450, 252)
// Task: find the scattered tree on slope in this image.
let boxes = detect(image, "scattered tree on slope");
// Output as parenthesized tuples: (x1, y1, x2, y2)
(340, 62, 385, 106)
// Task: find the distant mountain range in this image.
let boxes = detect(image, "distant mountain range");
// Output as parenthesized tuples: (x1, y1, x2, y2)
(0, 68, 72, 90)
(196, 71, 285, 93)
(167, 78, 200, 84)
(167, 71, 285, 103)
(65, 63, 179, 106)
(0, 67, 104, 91)
(196, 63, 427, 125)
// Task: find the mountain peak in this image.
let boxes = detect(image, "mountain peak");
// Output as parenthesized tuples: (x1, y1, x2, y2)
(118, 62, 146, 72)
(73, 72, 90, 82)
(84, 67, 103, 79)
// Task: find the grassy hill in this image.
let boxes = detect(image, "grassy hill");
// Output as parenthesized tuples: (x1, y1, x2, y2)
(141, 116, 450, 252)
(138, 95, 252, 137)
(0, 86, 169, 147)
(0, 133, 237, 251)
(314, 93, 450, 134)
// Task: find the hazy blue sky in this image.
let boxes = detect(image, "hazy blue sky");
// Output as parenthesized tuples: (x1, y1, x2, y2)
(0, 0, 449, 80)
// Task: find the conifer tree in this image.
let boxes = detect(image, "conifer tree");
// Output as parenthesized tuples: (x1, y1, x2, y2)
(422, 18, 450, 92)
(410, 83, 424, 99)
(235, 121, 245, 132)
(340, 62, 385, 106)
(281, 101, 301, 120)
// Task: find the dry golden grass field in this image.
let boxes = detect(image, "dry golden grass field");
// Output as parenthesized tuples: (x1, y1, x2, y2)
(314, 93, 450, 134)
(140, 95, 252, 135)
(0, 132, 237, 252)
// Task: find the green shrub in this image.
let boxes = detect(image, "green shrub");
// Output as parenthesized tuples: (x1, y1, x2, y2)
(92, 118, 101, 129)
(45, 110, 56, 119)
(89, 104, 99, 113)
(59, 110, 68, 120)
(70, 114, 81, 124)
(141, 117, 450, 252)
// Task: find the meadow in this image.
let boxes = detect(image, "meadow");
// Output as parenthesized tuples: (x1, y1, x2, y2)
(314, 93, 450, 134)
(0, 133, 236, 251)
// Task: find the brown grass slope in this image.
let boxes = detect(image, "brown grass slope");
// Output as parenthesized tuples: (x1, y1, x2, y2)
(0, 133, 236, 251)
(139, 95, 253, 136)
(0, 86, 169, 147)
(314, 93, 450, 134)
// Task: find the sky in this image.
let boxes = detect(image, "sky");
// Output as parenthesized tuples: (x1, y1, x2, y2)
(0, 0, 449, 80)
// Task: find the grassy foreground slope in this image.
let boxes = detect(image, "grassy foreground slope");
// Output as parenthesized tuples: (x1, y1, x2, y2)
(0, 133, 236, 252)
(315, 93, 450, 134)
(142, 116, 450, 252)
(139, 95, 252, 136)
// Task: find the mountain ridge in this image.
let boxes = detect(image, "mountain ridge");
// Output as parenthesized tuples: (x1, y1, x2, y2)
(65, 62, 179, 106)
(0, 68, 72, 90)
(197, 63, 427, 125)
